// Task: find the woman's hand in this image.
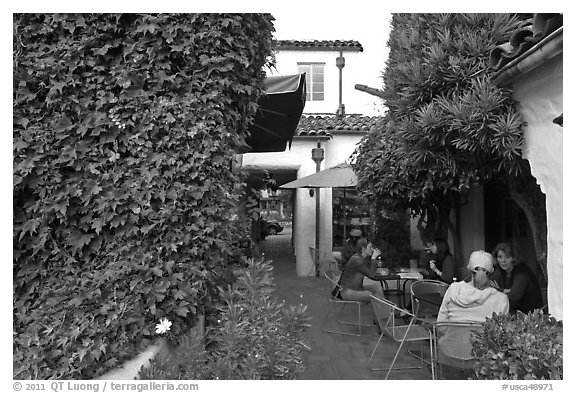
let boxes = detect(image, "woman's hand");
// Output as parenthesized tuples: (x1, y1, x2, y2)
(372, 248, 381, 260)
(429, 260, 441, 275)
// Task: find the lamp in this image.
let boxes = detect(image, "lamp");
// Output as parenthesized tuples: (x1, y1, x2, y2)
(311, 141, 324, 277)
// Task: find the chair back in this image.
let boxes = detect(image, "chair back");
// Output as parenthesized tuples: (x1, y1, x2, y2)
(325, 269, 343, 299)
(411, 279, 449, 319)
(370, 294, 397, 333)
(433, 321, 483, 369)
(370, 294, 422, 340)
(311, 247, 340, 275)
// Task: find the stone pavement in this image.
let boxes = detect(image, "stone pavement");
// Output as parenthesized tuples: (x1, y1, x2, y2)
(259, 229, 433, 380)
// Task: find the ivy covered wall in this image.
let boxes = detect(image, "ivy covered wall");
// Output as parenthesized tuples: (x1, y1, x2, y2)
(13, 13, 274, 379)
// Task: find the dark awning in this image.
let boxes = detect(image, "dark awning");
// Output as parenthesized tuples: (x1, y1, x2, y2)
(245, 74, 306, 153)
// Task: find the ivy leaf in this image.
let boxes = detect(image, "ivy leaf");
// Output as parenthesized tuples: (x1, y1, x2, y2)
(14, 117, 30, 129)
(85, 180, 103, 196)
(19, 218, 41, 240)
(175, 307, 189, 317)
(92, 218, 104, 234)
(93, 44, 112, 56)
(54, 116, 73, 133)
(110, 214, 126, 228)
(49, 81, 67, 96)
(67, 231, 94, 253)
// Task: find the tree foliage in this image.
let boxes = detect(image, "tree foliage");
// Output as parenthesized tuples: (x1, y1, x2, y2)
(13, 13, 274, 379)
(352, 13, 526, 250)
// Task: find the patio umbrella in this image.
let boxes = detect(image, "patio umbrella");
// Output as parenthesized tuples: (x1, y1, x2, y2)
(280, 162, 359, 267)
(245, 74, 306, 153)
(279, 162, 357, 188)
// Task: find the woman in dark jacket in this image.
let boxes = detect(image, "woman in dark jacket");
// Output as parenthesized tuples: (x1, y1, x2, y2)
(426, 237, 455, 284)
(491, 242, 543, 314)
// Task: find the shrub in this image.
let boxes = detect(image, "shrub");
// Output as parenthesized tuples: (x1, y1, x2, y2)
(139, 257, 311, 379)
(471, 309, 562, 380)
(13, 13, 275, 379)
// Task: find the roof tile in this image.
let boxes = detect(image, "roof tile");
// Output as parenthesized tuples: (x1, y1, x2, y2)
(295, 114, 383, 137)
(276, 39, 364, 52)
(490, 13, 563, 70)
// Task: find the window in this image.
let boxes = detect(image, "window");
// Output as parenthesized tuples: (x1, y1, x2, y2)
(297, 62, 324, 101)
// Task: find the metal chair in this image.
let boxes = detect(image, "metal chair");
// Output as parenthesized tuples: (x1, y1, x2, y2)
(410, 279, 450, 323)
(321, 270, 374, 336)
(432, 321, 483, 379)
(309, 247, 340, 276)
(369, 294, 435, 379)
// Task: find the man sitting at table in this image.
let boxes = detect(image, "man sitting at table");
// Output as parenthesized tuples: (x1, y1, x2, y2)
(437, 250, 509, 322)
(338, 238, 382, 302)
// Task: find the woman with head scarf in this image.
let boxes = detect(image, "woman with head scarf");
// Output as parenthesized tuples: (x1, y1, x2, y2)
(437, 250, 509, 322)
(491, 242, 543, 314)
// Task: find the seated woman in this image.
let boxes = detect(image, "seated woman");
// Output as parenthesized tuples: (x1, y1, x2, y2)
(436, 251, 509, 377)
(425, 237, 455, 284)
(341, 228, 364, 265)
(491, 242, 543, 314)
(437, 250, 509, 322)
(338, 238, 382, 302)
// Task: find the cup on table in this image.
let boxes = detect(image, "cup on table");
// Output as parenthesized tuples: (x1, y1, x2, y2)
(409, 258, 418, 271)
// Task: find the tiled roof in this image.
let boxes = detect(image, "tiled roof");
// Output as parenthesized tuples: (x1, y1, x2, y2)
(490, 13, 563, 70)
(276, 40, 363, 52)
(295, 114, 383, 137)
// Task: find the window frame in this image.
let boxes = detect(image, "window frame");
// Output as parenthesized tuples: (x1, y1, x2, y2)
(297, 62, 325, 102)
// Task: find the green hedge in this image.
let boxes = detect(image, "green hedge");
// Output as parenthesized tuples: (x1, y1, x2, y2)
(471, 310, 562, 379)
(13, 13, 274, 379)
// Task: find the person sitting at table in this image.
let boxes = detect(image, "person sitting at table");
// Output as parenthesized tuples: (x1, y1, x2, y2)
(418, 239, 435, 270)
(491, 242, 543, 314)
(425, 237, 455, 284)
(338, 237, 382, 302)
(341, 228, 364, 264)
(437, 250, 509, 322)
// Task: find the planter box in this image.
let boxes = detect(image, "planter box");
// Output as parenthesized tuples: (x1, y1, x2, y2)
(94, 315, 204, 380)
(93, 338, 169, 380)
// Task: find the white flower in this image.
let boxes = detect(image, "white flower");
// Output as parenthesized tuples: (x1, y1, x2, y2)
(155, 318, 172, 334)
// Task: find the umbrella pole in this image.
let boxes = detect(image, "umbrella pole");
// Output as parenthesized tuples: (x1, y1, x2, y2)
(343, 188, 347, 261)
(315, 186, 320, 277)
(311, 142, 324, 277)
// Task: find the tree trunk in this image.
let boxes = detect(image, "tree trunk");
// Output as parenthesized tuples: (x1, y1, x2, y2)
(506, 163, 548, 284)
(418, 193, 463, 275)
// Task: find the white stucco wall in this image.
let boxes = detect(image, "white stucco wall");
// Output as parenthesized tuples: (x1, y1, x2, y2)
(511, 55, 563, 319)
(243, 140, 319, 276)
(270, 50, 384, 116)
(243, 134, 364, 276)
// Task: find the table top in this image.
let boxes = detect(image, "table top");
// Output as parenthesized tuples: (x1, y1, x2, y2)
(374, 268, 424, 280)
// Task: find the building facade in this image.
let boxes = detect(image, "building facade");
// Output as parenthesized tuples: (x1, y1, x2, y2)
(242, 40, 383, 276)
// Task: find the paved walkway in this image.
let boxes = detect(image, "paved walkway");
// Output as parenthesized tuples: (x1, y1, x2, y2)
(259, 229, 433, 380)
